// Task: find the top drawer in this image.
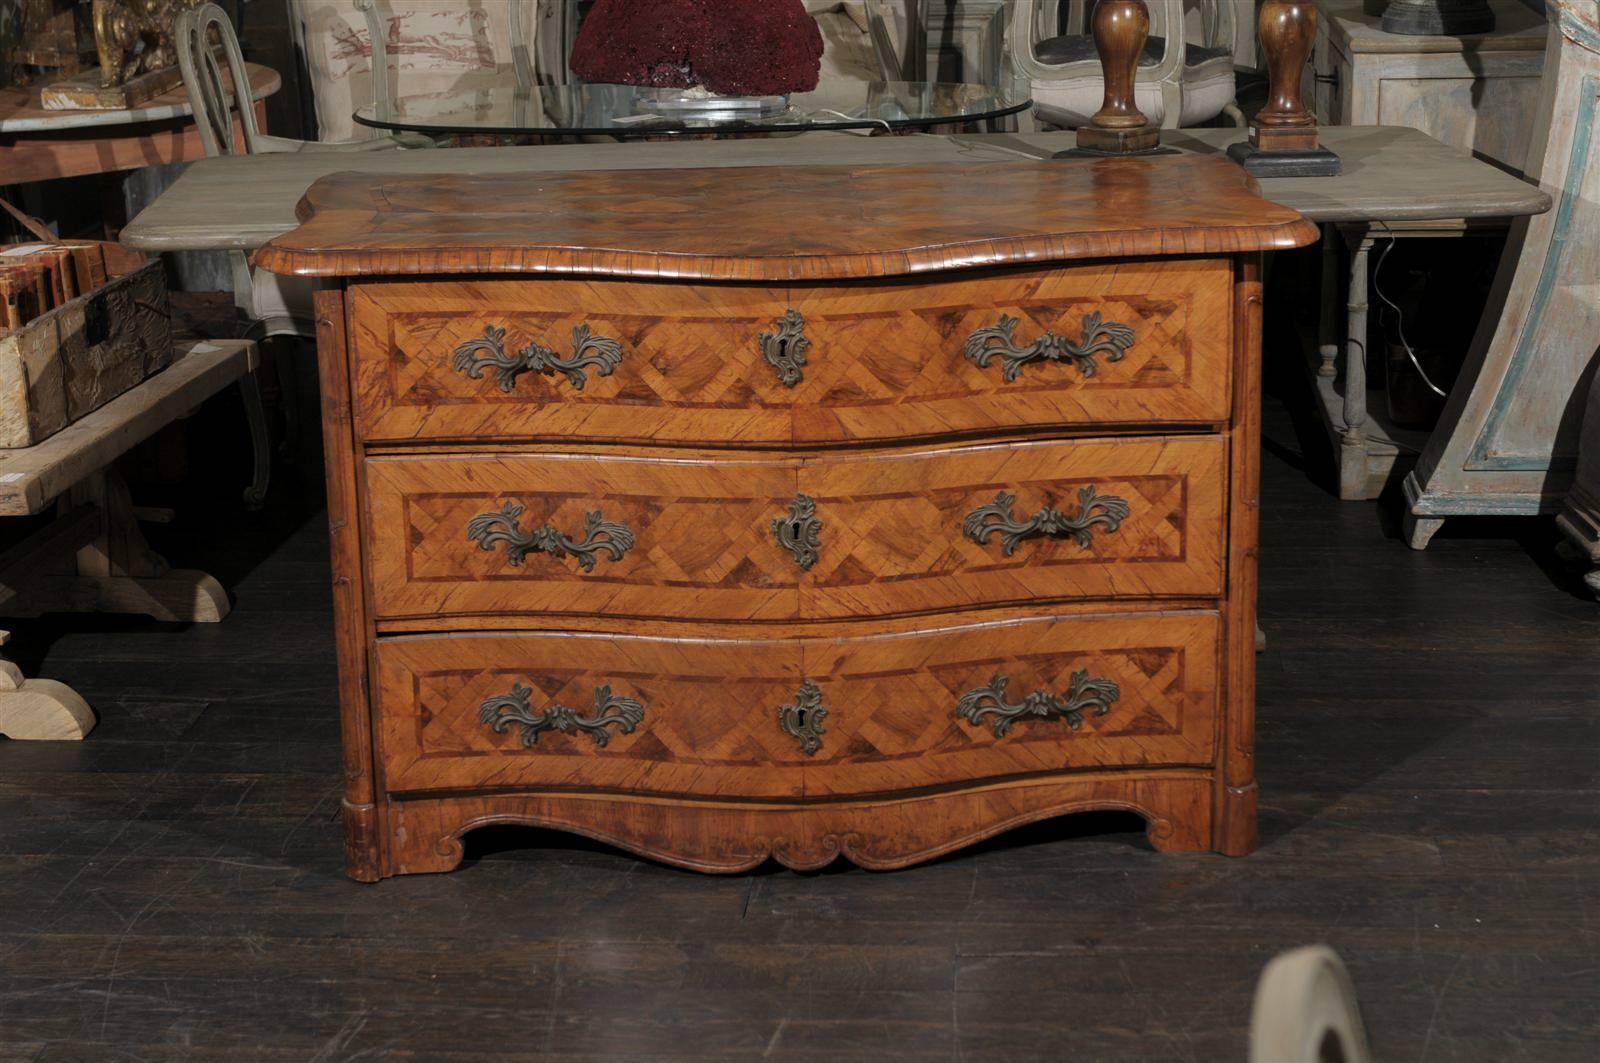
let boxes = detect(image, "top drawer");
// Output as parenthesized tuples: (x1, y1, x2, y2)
(347, 260, 1233, 446)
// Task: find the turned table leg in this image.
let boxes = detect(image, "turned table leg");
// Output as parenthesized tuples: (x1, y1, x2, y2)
(1339, 227, 1375, 502)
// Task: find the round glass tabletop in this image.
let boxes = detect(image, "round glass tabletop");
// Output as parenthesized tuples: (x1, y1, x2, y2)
(354, 80, 1030, 139)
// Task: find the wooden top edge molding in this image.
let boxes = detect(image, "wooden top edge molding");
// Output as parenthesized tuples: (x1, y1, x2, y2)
(253, 157, 1319, 281)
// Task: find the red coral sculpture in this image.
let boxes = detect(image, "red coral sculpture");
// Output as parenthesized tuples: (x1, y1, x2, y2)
(570, 0, 825, 97)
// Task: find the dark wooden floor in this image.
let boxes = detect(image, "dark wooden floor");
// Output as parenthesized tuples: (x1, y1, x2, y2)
(1, 334, 1597, 1062)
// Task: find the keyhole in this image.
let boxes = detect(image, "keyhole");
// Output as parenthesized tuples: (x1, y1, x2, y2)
(789, 520, 805, 539)
(794, 708, 807, 729)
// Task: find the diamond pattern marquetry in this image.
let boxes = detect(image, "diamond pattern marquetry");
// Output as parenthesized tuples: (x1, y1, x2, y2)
(349, 261, 1234, 445)
(365, 436, 1226, 622)
(794, 297, 1189, 406)
(377, 612, 1220, 800)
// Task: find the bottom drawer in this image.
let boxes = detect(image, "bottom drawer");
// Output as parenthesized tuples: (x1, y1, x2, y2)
(374, 611, 1222, 799)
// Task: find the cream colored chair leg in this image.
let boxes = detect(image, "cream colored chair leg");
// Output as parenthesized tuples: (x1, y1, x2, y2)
(239, 369, 270, 508)
(1249, 946, 1374, 1063)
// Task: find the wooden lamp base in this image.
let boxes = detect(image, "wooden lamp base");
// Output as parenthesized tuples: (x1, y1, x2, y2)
(1054, 123, 1179, 159)
(1227, 140, 1341, 177)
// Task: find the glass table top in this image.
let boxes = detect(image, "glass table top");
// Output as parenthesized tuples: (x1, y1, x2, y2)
(353, 80, 1030, 139)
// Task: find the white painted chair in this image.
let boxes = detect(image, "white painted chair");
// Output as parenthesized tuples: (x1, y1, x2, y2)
(176, 2, 421, 471)
(1012, 0, 1242, 130)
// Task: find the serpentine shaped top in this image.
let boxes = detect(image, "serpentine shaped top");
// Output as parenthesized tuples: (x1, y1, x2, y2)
(254, 157, 1317, 280)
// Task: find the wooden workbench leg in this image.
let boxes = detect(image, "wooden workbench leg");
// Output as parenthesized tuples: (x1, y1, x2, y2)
(18, 470, 230, 624)
(1339, 228, 1375, 501)
(0, 630, 95, 741)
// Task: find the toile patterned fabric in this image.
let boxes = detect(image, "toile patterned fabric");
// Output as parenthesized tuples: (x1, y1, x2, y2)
(290, 0, 531, 141)
(807, 0, 884, 84)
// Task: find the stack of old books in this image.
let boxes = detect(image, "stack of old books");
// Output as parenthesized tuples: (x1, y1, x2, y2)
(0, 241, 109, 331)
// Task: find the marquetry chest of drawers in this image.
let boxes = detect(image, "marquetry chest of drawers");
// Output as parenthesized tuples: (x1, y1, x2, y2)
(257, 157, 1317, 880)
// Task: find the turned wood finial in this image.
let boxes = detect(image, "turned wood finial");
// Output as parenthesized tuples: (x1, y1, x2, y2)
(1253, 0, 1318, 149)
(1074, 0, 1160, 154)
(1227, 0, 1340, 176)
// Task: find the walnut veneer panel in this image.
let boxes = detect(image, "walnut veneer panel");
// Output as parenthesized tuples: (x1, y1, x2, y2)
(376, 630, 807, 799)
(374, 610, 1218, 799)
(363, 450, 803, 623)
(788, 260, 1233, 441)
(254, 158, 1319, 280)
(349, 279, 797, 446)
(348, 261, 1232, 445)
(362, 436, 1224, 622)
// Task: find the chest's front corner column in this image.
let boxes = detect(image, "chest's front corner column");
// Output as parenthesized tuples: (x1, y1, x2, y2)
(313, 286, 384, 882)
(1217, 257, 1266, 857)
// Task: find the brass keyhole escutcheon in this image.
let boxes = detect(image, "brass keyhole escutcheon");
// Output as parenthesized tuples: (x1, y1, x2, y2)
(772, 495, 822, 571)
(777, 680, 827, 756)
(759, 309, 810, 387)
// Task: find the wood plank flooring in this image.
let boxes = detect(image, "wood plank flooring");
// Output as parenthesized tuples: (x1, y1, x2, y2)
(0, 329, 1596, 1061)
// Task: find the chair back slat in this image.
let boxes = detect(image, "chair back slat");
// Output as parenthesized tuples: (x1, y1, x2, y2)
(176, 3, 263, 157)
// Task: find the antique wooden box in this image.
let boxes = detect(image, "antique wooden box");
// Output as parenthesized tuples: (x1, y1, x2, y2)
(0, 241, 171, 448)
(256, 157, 1317, 879)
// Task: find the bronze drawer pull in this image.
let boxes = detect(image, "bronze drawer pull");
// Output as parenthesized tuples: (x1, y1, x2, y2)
(773, 494, 823, 570)
(468, 501, 635, 572)
(963, 311, 1135, 381)
(759, 309, 810, 387)
(452, 323, 625, 392)
(962, 486, 1129, 556)
(480, 682, 645, 748)
(777, 680, 828, 756)
(956, 670, 1121, 739)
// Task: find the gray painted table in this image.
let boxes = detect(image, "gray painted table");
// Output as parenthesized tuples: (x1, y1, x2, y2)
(121, 126, 1550, 506)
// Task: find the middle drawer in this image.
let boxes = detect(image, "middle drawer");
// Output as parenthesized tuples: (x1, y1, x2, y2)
(363, 436, 1227, 622)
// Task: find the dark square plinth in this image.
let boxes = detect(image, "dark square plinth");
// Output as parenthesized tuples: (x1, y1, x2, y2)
(1227, 141, 1342, 179)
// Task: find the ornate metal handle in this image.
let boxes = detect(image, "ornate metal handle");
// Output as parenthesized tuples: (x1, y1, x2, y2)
(759, 309, 810, 387)
(480, 682, 645, 748)
(963, 311, 1135, 382)
(468, 501, 635, 572)
(963, 486, 1129, 556)
(777, 680, 827, 756)
(452, 323, 625, 392)
(772, 494, 823, 570)
(956, 670, 1120, 739)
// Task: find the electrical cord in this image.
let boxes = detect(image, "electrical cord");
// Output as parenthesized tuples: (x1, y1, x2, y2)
(1370, 221, 1449, 399)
